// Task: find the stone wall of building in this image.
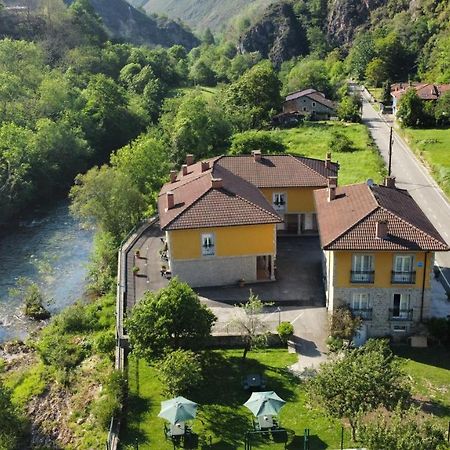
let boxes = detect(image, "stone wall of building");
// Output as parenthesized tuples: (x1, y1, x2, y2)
(171, 255, 259, 287)
(331, 286, 431, 337)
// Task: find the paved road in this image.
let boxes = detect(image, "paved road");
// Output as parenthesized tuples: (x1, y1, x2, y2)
(358, 85, 450, 291)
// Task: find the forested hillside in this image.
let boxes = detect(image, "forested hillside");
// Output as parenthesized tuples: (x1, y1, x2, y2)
(128, 0, 274, 33)
(2, 0, 199, 48)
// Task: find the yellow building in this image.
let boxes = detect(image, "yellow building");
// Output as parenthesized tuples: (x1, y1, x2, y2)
(314, 178, 449, 337)
(158, 151, 338, 287)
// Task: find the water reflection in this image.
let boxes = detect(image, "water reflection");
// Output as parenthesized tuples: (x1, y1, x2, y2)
(0, 202, 94, 342)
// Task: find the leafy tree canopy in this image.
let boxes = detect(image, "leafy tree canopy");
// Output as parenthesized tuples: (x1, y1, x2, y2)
(126, 278, 217, 361)
(309, 339, 410, 440)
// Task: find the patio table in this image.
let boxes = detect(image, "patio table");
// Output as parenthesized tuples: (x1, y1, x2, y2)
(243, 374, 267, 390)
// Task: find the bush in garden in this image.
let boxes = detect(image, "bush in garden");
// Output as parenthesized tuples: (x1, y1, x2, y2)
(277, 321, 294, 344)
(158, 349, 203, 397)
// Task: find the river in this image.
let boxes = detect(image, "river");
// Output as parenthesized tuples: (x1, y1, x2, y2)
(0, 201, 94, 342)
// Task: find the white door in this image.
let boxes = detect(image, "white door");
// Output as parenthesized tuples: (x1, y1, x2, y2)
(304, 213, 314, 230)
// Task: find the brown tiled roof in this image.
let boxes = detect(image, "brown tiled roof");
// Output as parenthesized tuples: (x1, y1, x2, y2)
(159, 153, 338, 231)
(285, 88, 317, 101)
(391, 83, 450, 100)
(307, 92, 336, 110)
(314, 183, 449, 251)
(158, 157, 282, 231)
(216, 155, 338, 188)
(284, 88, 336, 111)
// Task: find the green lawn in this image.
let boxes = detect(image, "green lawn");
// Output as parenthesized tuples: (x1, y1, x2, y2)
(272, 122, 386, 185)
(119, 349, 350, 450)
(398, 127, 450, 197)
(174, 85, 219, 99)
(366, 87, 383, 102)
(394, 346, 450, 424)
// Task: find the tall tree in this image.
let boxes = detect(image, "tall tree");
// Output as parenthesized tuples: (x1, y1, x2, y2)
(126, 278, 217, 361)
(223, 60, 281, 130)
(309, 339, 410, 440)
(70, 165, 146, 243)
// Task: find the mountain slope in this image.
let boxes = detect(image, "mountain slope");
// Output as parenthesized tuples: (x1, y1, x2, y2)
(239, 2, 308, 68)
(128, 0, 274, 32)
(68, 0, 200, 49)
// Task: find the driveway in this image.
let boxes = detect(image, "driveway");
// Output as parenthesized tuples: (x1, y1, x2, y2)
(197, 236, 325, 306)
(358, 84, 450, 295)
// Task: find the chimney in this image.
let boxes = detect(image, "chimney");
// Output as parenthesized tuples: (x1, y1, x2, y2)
(186, 154, 194, 166)
(252, 150, 262, 162)
(376, 220, 388, 239)
(182, 164, 188, 176)
(170, 170, 177, 183)
(384, 176, 396, 188)
(325, 152, 332, 168)
(211, 177, 223, 189)
(166, 191, 175, 210)
(328, 177, 337, 202)
(201, 161, 210, 172)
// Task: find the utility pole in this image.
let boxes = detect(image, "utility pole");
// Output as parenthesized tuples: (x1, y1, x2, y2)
(388, 126, 393, 176)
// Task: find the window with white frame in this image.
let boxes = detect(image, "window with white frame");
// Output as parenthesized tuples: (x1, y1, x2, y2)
(351, 254, 374, 283)
(392, 293, 411, 318)
(350, 293, 372, 319)
(201, 233, 215, 256)
(392, 254, 415, 283)
(312, 102, 316, 107)
(272, 192, 286, 211)
(351, 293, 371, 310)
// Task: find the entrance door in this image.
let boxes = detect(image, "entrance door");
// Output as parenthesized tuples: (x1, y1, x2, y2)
(257, 255, 271, 280)
(285, 214, 298, 234)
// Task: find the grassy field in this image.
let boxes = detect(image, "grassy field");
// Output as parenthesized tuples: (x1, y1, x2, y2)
(271, 122, 386, 185)
(366, 87, 383, 102)
(174, 85, 219, 99)
(399, 127, 450, 197)
(394, 346, 450, 425)
(119, 349, 351, 450)
(120, 346, 450, 450)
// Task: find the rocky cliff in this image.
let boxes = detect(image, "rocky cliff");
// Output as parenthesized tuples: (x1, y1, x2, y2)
(326, 0, 387, 46)
(238, 2, 308, 68)
(84, 0, 200, 49)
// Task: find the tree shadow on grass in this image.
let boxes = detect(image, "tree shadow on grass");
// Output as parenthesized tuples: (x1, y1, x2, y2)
(198, 404, 250, 449)
(193, 352, 296, 407)
(120, 392, 153, 446)
(393, 345, 450, 371)
(412, 397, 450, 418)
(286, 433, 327, 450)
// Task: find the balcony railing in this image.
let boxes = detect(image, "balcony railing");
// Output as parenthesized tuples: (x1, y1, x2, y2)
(351, 308, 373, 320)
(350, 271, 375, 283)
(391, 271, 416, 284)
(202, 245, 215, 256)
(389, 308, 413, 321)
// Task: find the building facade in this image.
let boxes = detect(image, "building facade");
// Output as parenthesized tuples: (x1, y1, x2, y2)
(314, 178, 448, 337)
(283, 88, 336, 120)
(158, 152, 338, 287)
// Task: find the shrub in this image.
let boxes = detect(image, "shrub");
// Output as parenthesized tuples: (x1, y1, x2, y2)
(23, 283, 50, 320)
(326, 335, 345, 352)
(229, 130, 286, 155)
(37, 331, 88, 370)
(337, 95, 361, 122)
(277, 321, 294, 344)
(54, 303, 95, 333)
(93, 330, 116, 355)
(329, 132, 355, 153)
(92, 371, 125, 429)
(329, 305, 362, 343)
(158, 349, 203, 397)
